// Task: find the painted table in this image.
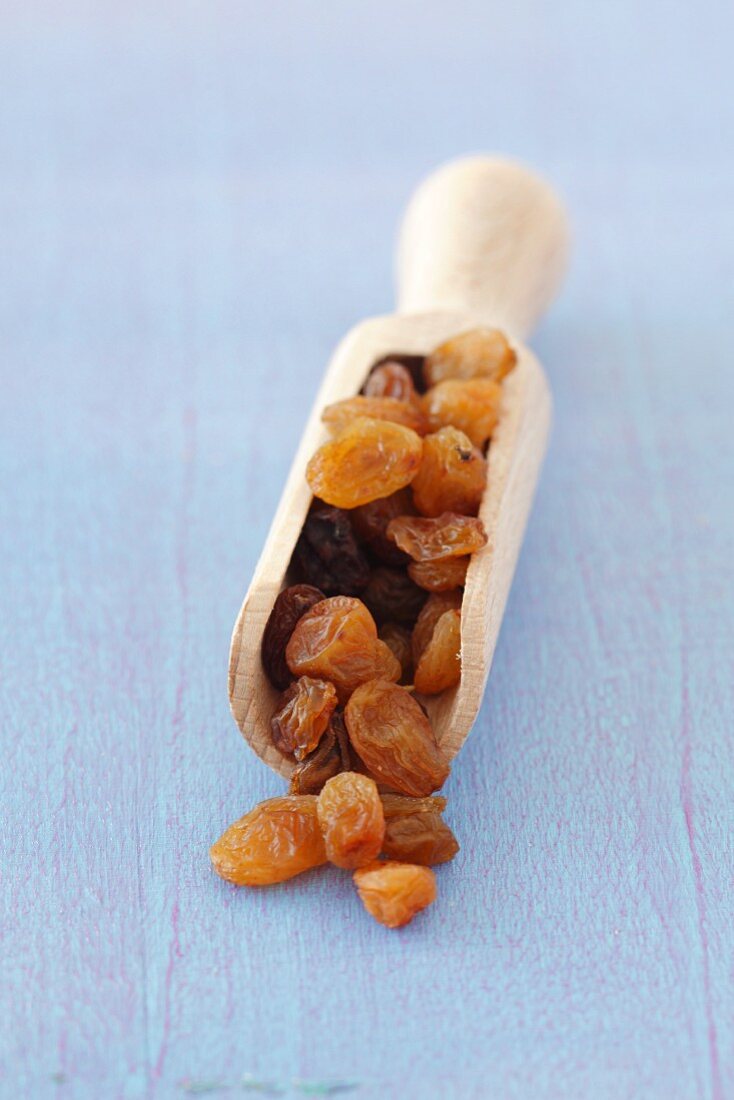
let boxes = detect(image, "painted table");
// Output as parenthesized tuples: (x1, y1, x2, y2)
(2, 3, 732, 1097)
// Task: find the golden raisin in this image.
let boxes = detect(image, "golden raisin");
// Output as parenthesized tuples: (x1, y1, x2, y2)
(412, 427, 486, 517)
(286, 596, 397, 702)
(378, 623, 413, 683)
(422, 379, 502, 448)
(387, 513, 488, 562)
(270, 676, 338, 760)
(322, 396, 427, 436)
(317, 772, 385, 869)
(382, 812, 459, 865)
(363, 361, 418, 402)
(424, 328, 517, 387)
(350, 489, 415, 566)
(412, 590, 463, 665)
(372, 638, 403, 683)
(413, 609, 461, 695)
(345, 680, 450, 796)
(306, 417, 422, 509)
(361, 566, 426, 626)
(210, 796, 326, 885)
(408, 556, 469, 593)
(353, 860, 436, 928)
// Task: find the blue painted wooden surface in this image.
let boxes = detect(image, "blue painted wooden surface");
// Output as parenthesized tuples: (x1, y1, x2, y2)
(2, 3, 733, 1097)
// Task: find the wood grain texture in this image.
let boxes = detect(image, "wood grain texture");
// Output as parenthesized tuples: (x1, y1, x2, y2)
(2, 3, 733, 1099)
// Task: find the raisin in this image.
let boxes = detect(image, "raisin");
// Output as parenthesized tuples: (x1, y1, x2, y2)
(422, 379, 502, 448)
(373, 638, 403, 683)
(378, 623, 413, 683)
(261, 584, 326, 690)
(210, 796, 326, 885)
(322, 395, 427, 436)
(270, 675, 338, 760)
(350, 489, 414, 566)
(306, 417, 422, 509)
(387, 513, 488, 562)
(292, 503, 370, 596)
(363, 361, 418, 402)
(380, 793, 447, 817)
(424, 328, 517, 387)
(353, 860, 436, 928)
(413, 609, 461, 695)
(361, 566, 426, 626)
(412, 427, 486, 517)
(288, 725, 342, 795)
(412, 591, 462, 665)
(286, 596, 398, 701)
(408, 556, 468, 593)
(382, 812, 459, 865)
(317, 772, 386, 869)
(345, 680, 450, 797)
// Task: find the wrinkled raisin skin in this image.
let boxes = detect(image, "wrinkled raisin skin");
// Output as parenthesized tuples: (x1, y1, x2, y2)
(408, 556, 469, 592)
(322, 395, 427, 436)
(412, 591, 462, 665)
(412, 427, 486, 518)
(378, 623, 413, 683)
(286, 596, 398, 702)
(423, 328, 517, 387)
(210, 796, 326, 886)
(306, 417, 422, 509)
(361, 567, 426, 626)
(387, 513, 488, 562)
(270, 675, 338, 760)
(345, 680, 449, 797)
(261, 584, 326, 690)
(413, 609, 461, 695)
(353, 860, 436, 928)
(381, 811, 459, 866)
(317, 772, 385, 869)
(422, 378, 502, 448)
(293, 504, 370, 596)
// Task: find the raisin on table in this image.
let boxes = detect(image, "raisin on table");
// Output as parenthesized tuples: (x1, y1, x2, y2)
(317, 772, 386, 869)
(261, 584, 325, 690)
(345, 680, 449, 797)
(423, 328, 517, 387)
(293, 503, 370, 596)
(210, 796, 326, 886)
(382, 811, 459, 866)
(422, 378, 502, 448)
(412, 426, 486, 517)
(306, 416, 422, 509)
(353, 860, 437, 928)
(270, 675, 338, 760)
(387, 513, 488, 562)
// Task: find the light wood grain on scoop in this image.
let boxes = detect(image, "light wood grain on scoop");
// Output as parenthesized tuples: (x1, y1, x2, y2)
(229, 156, 569, 778)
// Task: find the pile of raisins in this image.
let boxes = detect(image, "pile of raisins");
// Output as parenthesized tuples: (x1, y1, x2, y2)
(212, 329, 517, 927)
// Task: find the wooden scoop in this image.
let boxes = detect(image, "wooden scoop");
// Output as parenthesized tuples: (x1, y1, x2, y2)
(229, 156, 569, 778)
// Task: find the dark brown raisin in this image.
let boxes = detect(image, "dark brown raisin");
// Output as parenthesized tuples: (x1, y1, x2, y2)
(350, 489, 415, 566)
(261, 584, 326, 690)
(361, 567, 427, 626)
(292, 503, 370, 596)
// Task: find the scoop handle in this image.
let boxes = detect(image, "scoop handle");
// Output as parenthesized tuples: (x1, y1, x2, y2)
(396, 156, 569, 341)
